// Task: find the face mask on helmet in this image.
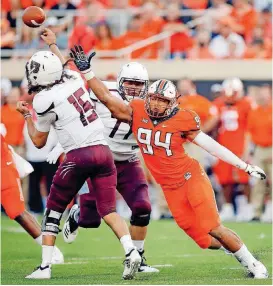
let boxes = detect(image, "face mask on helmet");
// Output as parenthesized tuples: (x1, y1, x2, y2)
(117, 62, 149, 101)
(145, 79, 177, 118)
(119, 78, 148, 101)
(145, 94, 176, 118)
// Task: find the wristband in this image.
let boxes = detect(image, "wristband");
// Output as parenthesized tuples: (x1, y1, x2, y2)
(83, 70, 95, 81)
(24, 113, 32, 119)
(49, 43, 57, 48)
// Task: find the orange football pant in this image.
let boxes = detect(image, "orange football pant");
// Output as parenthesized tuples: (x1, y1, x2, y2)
(162, 165, 220, 249)
(1, 164, 25, 219)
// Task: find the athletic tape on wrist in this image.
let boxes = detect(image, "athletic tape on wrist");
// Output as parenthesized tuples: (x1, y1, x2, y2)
(24, 113, 32, 119)
(49, 43, 57, 48)
(83, 70, 95, 81)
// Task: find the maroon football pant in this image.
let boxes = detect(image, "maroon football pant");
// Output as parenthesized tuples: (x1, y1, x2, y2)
(79, 159, 151, 228)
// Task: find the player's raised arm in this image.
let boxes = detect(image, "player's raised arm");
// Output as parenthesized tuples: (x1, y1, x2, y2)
(40, 28, 66, 65)
(70, 45, 132, 123)
(186, 130, 266, 180)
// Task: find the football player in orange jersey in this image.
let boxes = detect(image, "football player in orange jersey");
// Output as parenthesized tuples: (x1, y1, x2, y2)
(70, 45, 268, 278)
(213, 78, 253, 222)
(1, 134, 63, 263)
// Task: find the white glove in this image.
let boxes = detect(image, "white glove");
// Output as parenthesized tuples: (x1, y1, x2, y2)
(47, 143, 64, 164)
(245, 164, 266, 180)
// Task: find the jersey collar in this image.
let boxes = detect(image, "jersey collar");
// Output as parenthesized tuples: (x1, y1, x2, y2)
(149, 107, 179, 127)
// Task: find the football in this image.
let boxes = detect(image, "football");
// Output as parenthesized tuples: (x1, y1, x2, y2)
(22, 6, 46, 28)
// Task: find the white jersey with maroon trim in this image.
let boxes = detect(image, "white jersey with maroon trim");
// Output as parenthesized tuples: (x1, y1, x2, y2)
(33, 70, 107, 153)
(90, 81, 139, 161)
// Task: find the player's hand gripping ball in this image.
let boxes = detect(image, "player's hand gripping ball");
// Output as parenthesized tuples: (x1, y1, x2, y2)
(22, 6, 46, 28)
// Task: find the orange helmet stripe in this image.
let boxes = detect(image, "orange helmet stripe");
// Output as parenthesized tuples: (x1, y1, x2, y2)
(156, 79, 168, 94)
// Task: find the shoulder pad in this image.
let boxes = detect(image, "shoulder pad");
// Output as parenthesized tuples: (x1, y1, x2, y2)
(33, 91, 55, 115)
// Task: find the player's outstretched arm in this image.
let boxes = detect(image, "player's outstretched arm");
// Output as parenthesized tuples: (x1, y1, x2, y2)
(40, 28, 66, 65)
(186, 130, 266, 180)
(16, 101, 49, 148)
(70, 45, 132, 123)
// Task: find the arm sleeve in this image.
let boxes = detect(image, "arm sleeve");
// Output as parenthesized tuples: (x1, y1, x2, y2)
(193, 131, 247, 170)
(36, 112, 57, 132)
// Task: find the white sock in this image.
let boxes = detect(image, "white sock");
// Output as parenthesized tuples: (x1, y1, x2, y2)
(219, 246, 226, 251)
(120, 234, 134, 254)
(132, 240, 145, 252)
(34, 235, 42, 245)
(35, 235, 59, 255)
(234, 244, 257, 267)
(41, 245, 54, 267)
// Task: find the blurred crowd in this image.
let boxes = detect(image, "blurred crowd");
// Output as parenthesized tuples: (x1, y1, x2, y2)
(1, 75, 272, 223)
(1, 0, 272, 59)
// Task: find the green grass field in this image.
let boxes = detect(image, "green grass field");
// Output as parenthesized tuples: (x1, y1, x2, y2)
(1, 215, 272, 285)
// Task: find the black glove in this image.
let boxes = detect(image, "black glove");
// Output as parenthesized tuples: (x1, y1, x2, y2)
(70, 45, 96, 73)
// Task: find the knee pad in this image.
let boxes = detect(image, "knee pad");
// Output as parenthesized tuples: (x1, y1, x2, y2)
(130, 200, 151, 227)
(79, 218, 101, 229)
(130, 213, 151, 227)
(79, 200, 102, 228)
(41, 208, 62, 236)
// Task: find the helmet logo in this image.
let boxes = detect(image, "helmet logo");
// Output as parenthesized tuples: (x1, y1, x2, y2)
(29, 60, 40, 75)
(155, 79, 168, 94)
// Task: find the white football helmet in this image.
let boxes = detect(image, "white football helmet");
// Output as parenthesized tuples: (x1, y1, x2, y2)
(26, 51, 63, 87)
(145, 79, 178, 118)
(117, 62, 149, 101)
(222, 77, 244, 100)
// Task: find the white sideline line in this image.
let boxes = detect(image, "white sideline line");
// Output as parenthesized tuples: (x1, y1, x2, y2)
(62, 261, 89, 265)
(152, 264, 173, 268)
(69, 254, 217, 261)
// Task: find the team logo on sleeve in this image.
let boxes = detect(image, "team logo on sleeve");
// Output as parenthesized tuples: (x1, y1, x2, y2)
(194, 116, 200, 128)
(184, 172, 192, 180)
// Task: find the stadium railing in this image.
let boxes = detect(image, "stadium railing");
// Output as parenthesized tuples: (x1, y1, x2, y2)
(1, 8, 208, 59)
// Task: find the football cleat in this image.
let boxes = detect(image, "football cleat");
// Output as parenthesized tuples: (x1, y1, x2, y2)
(248, 261, 269, 279)
(63, 204, 79, 243)
(51, 246, 64, 264)
(25, 265, 51, 279)
(122, 247, 141, 280)
(138, 250, 159, 273)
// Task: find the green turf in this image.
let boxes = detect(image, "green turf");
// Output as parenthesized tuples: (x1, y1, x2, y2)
(1, 215, 272, 285)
